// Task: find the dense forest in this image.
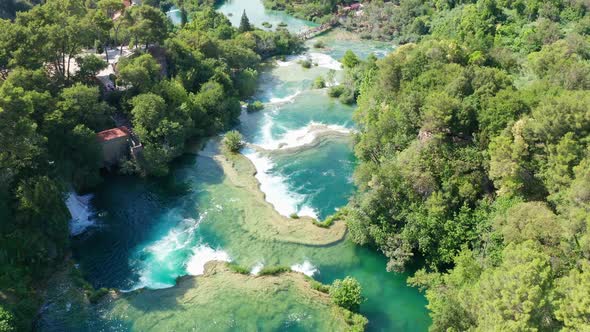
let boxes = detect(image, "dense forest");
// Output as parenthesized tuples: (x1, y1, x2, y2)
(0, 1, 301, 329)
(328, 0, 590, 330)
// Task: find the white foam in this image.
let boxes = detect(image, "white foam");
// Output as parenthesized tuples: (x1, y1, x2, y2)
(297, 206, 318, 219)
(276, 53, 342, 71)
(65, 192, 96, 236)
(291, 260, 318, 277)
(256, 121, 352, 151)
(250, 262, 264, 275)
(128, 216, 204, 290)
(186, 244, 231, 276)
(308, 52, 343, 71)
(243, 150, 303, 217)
(146, 217, 202, 263)
(268, 91, 301, 104)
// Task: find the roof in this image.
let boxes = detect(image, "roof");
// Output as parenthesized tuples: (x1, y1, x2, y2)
(96, 126, 130, 142)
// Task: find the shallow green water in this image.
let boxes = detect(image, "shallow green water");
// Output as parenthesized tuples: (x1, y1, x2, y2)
(41, 1, 430, 331)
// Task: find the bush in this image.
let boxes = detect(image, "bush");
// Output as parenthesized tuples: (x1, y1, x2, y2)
(227, 263, 250, 275)
(289, 213, 300, 219)
(330, 277, 363, 311)
(262, 21, 272, 28)
(247, 100, 264, 112)
(313, 76, 326, 89)
(0, 306, 15, 332)
(300, 59, 312, 68)
(342, 310, 369, 332)
(309, 279, 330, 293)
(328, 85, 345, 98)
(313, 40, 325, 48)
(338, 89, 355, 104)
(223, 130, 244, 153)
(258, 266, 291, 276)
(278, 22, 288, 27)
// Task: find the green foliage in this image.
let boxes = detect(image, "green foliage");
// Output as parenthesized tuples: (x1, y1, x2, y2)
(289, 213, 300, 219)
(227, 263, 250, 275)
(258, 266, 291, 276)
(313, 40, 325, 48)
(341, 50, 359, 69)
(238, 10, 251, 33)
(329, 276, 363, 312)
(338, 0, 590, 329)
(0, 306, 15, 332)
(0, 0, 304, 326)
(117, 53, 161, 92)
(313, 76, 326, 89)
(223, 130, 244, 153)
(328, 85, 345, 97)
(75, 54, 108, 83)
(308, 279, 330, 293)
(553, 262, 590, 331)
(299, 59, 312, 68)
(247, 100, 264, 112)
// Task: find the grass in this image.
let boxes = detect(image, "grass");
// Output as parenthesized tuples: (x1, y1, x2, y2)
(258, 266, 291, 276)
(227, 263, 250, 275)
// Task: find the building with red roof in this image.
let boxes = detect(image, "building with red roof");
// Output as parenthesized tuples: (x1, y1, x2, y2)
(96, 126, 131, 166)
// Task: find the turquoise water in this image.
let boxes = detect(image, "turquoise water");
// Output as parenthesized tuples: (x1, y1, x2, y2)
(216, 0, 318, 33)
(41, 1, 430, 331)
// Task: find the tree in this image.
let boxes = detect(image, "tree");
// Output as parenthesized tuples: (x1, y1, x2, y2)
(75, 54, 108, 83)
(57, 84, 112, 131)
(472, 241, 555, 330)
(341, 50, 360, 69)
(127, 5, 169, 50)
(239, 10, 252, 33)
(330, 276, 363, 312)
(0, 305, 15, 332)
(553, 262, 590, 331)
(223, 130, 243, 153)
(117, 53, 161, 92)
(15, 0, 94, 82)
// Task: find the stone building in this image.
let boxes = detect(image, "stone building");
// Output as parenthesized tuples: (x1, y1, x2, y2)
(96, 126, 132, 167)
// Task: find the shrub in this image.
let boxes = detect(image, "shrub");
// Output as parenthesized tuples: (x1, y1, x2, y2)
(330, 276, 363, 311)
(300, 59, 312, 68)
(0, 306, 15, 332)
(338, 89, 355, 104)
(227, 263, 250, 275)
(342, 310, 369, 331)
(247, 100, 264, 112)
(289, 213, 300, 219)
(262, 21, 272, 28)
(258, 266, 291, 276)
(313, 40, 325, 48)
(278, 22, 288, 27)
(223, 130, 244, 153)
(313, 76, 326, 89)
(328, 85, 346, 98)
(309, 279, 330, 293)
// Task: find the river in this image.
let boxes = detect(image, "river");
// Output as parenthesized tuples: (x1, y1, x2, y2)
(39, 1, 430, 331)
